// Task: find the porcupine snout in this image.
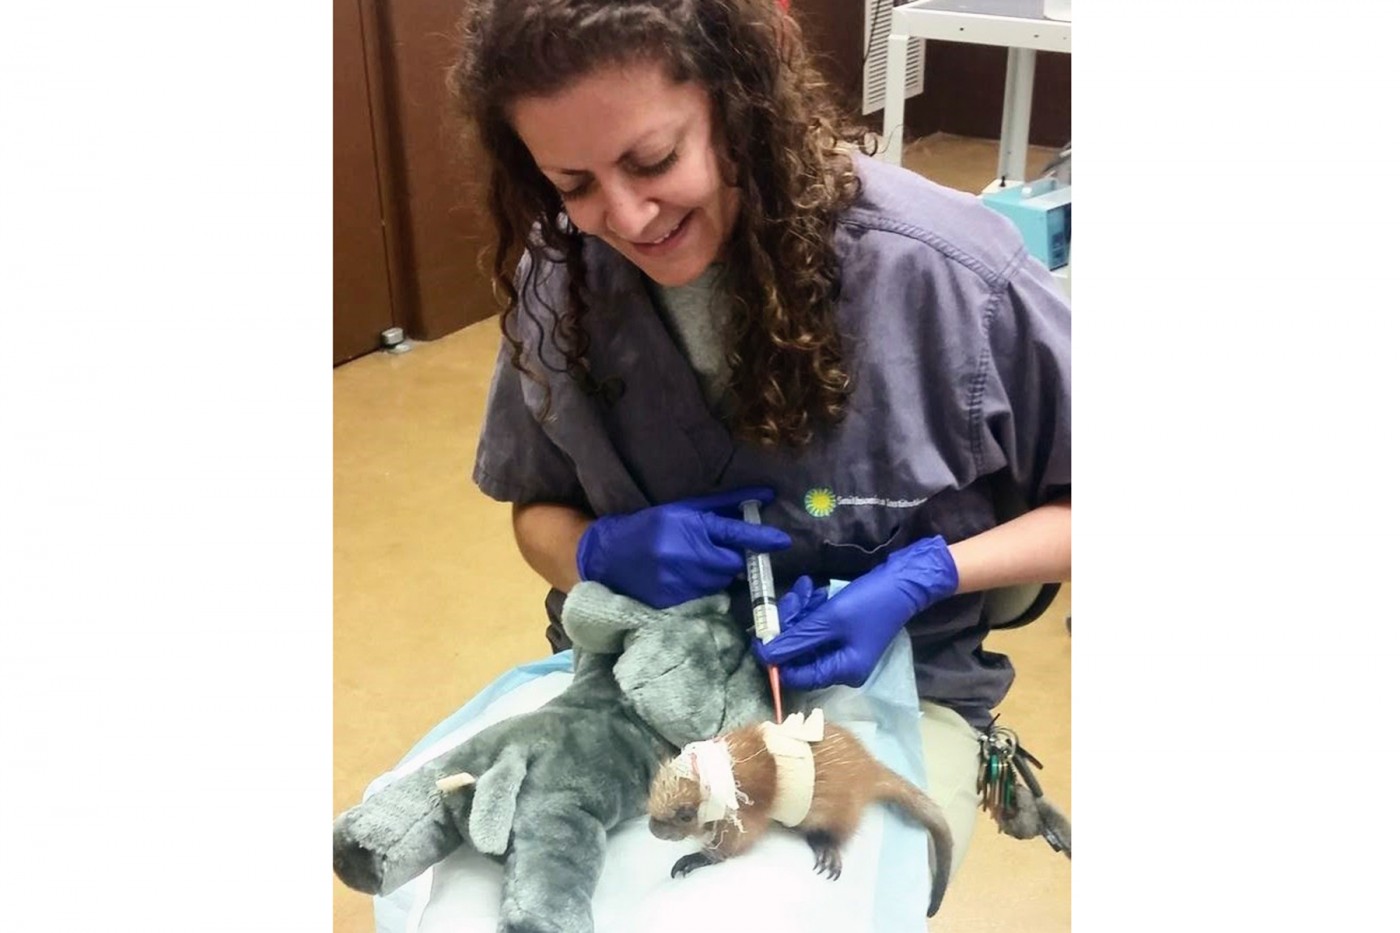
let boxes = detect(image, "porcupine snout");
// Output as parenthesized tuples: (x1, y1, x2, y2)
(648, 816, 692, 841)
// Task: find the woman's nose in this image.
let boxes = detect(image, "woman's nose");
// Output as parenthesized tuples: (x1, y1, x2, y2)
(602, 179, 660, 242)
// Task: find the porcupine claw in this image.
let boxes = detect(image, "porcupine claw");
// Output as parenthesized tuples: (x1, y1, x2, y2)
(671, 852, 719, 878)
(805, 831, 842, 880)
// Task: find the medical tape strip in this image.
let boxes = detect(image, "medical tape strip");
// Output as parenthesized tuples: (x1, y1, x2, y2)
(676, 738, 741, 825)
(760, 709, 825, 826)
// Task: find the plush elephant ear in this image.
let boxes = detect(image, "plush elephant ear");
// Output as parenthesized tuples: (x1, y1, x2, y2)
(613, 601, 732, 747)
(466, 746, 529, 856)
(717, 647, 772, 734)
(561, 581, 729, 655)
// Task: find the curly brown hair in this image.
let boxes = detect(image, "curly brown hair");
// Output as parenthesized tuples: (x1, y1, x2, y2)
(449, 0, 877, 447)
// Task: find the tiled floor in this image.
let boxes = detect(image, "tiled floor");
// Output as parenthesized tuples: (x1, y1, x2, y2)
(333, 133, 1070, 931)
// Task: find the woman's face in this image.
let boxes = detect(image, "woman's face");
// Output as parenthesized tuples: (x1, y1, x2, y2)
(509, 61, 741, 287)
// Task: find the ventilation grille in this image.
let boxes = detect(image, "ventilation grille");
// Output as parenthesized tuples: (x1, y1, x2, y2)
(862, 0, 926, 116)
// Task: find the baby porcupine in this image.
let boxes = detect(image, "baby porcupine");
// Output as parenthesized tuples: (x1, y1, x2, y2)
(647, 713, 954, 917)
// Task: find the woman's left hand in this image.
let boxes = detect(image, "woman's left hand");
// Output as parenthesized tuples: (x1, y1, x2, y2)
(752, 536, 960, 689)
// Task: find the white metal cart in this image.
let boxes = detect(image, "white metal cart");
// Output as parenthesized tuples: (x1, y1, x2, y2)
(880, 0, 1072, 293)
(880, 0, 1070, 184)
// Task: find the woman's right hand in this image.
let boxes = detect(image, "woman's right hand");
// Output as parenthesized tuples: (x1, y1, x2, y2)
(575, 487, 792, 608)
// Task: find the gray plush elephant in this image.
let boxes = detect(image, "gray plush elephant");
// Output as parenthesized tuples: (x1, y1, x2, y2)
(332, 582, 771, 933)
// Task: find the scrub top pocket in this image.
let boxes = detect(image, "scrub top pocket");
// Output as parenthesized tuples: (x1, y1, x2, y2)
(819, 519, 907, 579)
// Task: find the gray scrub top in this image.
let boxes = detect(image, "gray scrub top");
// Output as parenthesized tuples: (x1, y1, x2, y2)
(473, 155, 1071, 728)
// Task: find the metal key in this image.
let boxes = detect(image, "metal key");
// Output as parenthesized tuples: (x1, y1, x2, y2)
(980, 724, 1019, 825)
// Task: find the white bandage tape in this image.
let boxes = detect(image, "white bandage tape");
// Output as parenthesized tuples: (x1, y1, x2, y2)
(676, 738, 739, 825)
(760, 710, 825, 826)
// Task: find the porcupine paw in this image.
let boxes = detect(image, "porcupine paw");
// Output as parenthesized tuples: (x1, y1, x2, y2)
(805, 831, 843, 880)
(671, 852, 718, 878)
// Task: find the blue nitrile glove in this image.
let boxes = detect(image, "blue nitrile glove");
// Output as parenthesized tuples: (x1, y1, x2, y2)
(752, 535, 959, 689)
(576, 486, 793, 609)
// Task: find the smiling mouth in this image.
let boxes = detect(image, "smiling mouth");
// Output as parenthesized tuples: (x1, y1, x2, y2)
(633, 213, 689, 247)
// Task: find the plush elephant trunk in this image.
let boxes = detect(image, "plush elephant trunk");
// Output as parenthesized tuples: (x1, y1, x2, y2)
(332, 768, 466, 895)
(331, 824, 381, 894)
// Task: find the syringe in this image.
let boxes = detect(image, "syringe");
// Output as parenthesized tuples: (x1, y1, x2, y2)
(741, 499, 784, 721)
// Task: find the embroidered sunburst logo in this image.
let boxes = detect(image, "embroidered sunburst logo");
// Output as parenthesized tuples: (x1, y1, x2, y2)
(804, 487, 837, 518)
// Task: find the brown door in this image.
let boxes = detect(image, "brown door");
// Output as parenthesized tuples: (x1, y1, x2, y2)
(334, 0, 398, 364)
(376, 0, 500, 341)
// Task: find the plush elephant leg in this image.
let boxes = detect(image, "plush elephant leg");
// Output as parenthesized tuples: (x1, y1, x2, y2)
(333, 769, 465, 896)
(497, 803, 607, 933)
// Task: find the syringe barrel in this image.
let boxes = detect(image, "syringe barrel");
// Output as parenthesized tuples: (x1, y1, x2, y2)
(741, 499, 781, 643)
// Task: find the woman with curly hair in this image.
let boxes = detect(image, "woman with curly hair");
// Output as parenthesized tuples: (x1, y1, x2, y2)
(455, 0, 1070, 879)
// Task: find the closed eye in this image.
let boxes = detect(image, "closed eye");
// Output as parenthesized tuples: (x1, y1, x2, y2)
(557, 179, 591, 202)
(554, 149, 679, 202)
(632, 150, 678, 178)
